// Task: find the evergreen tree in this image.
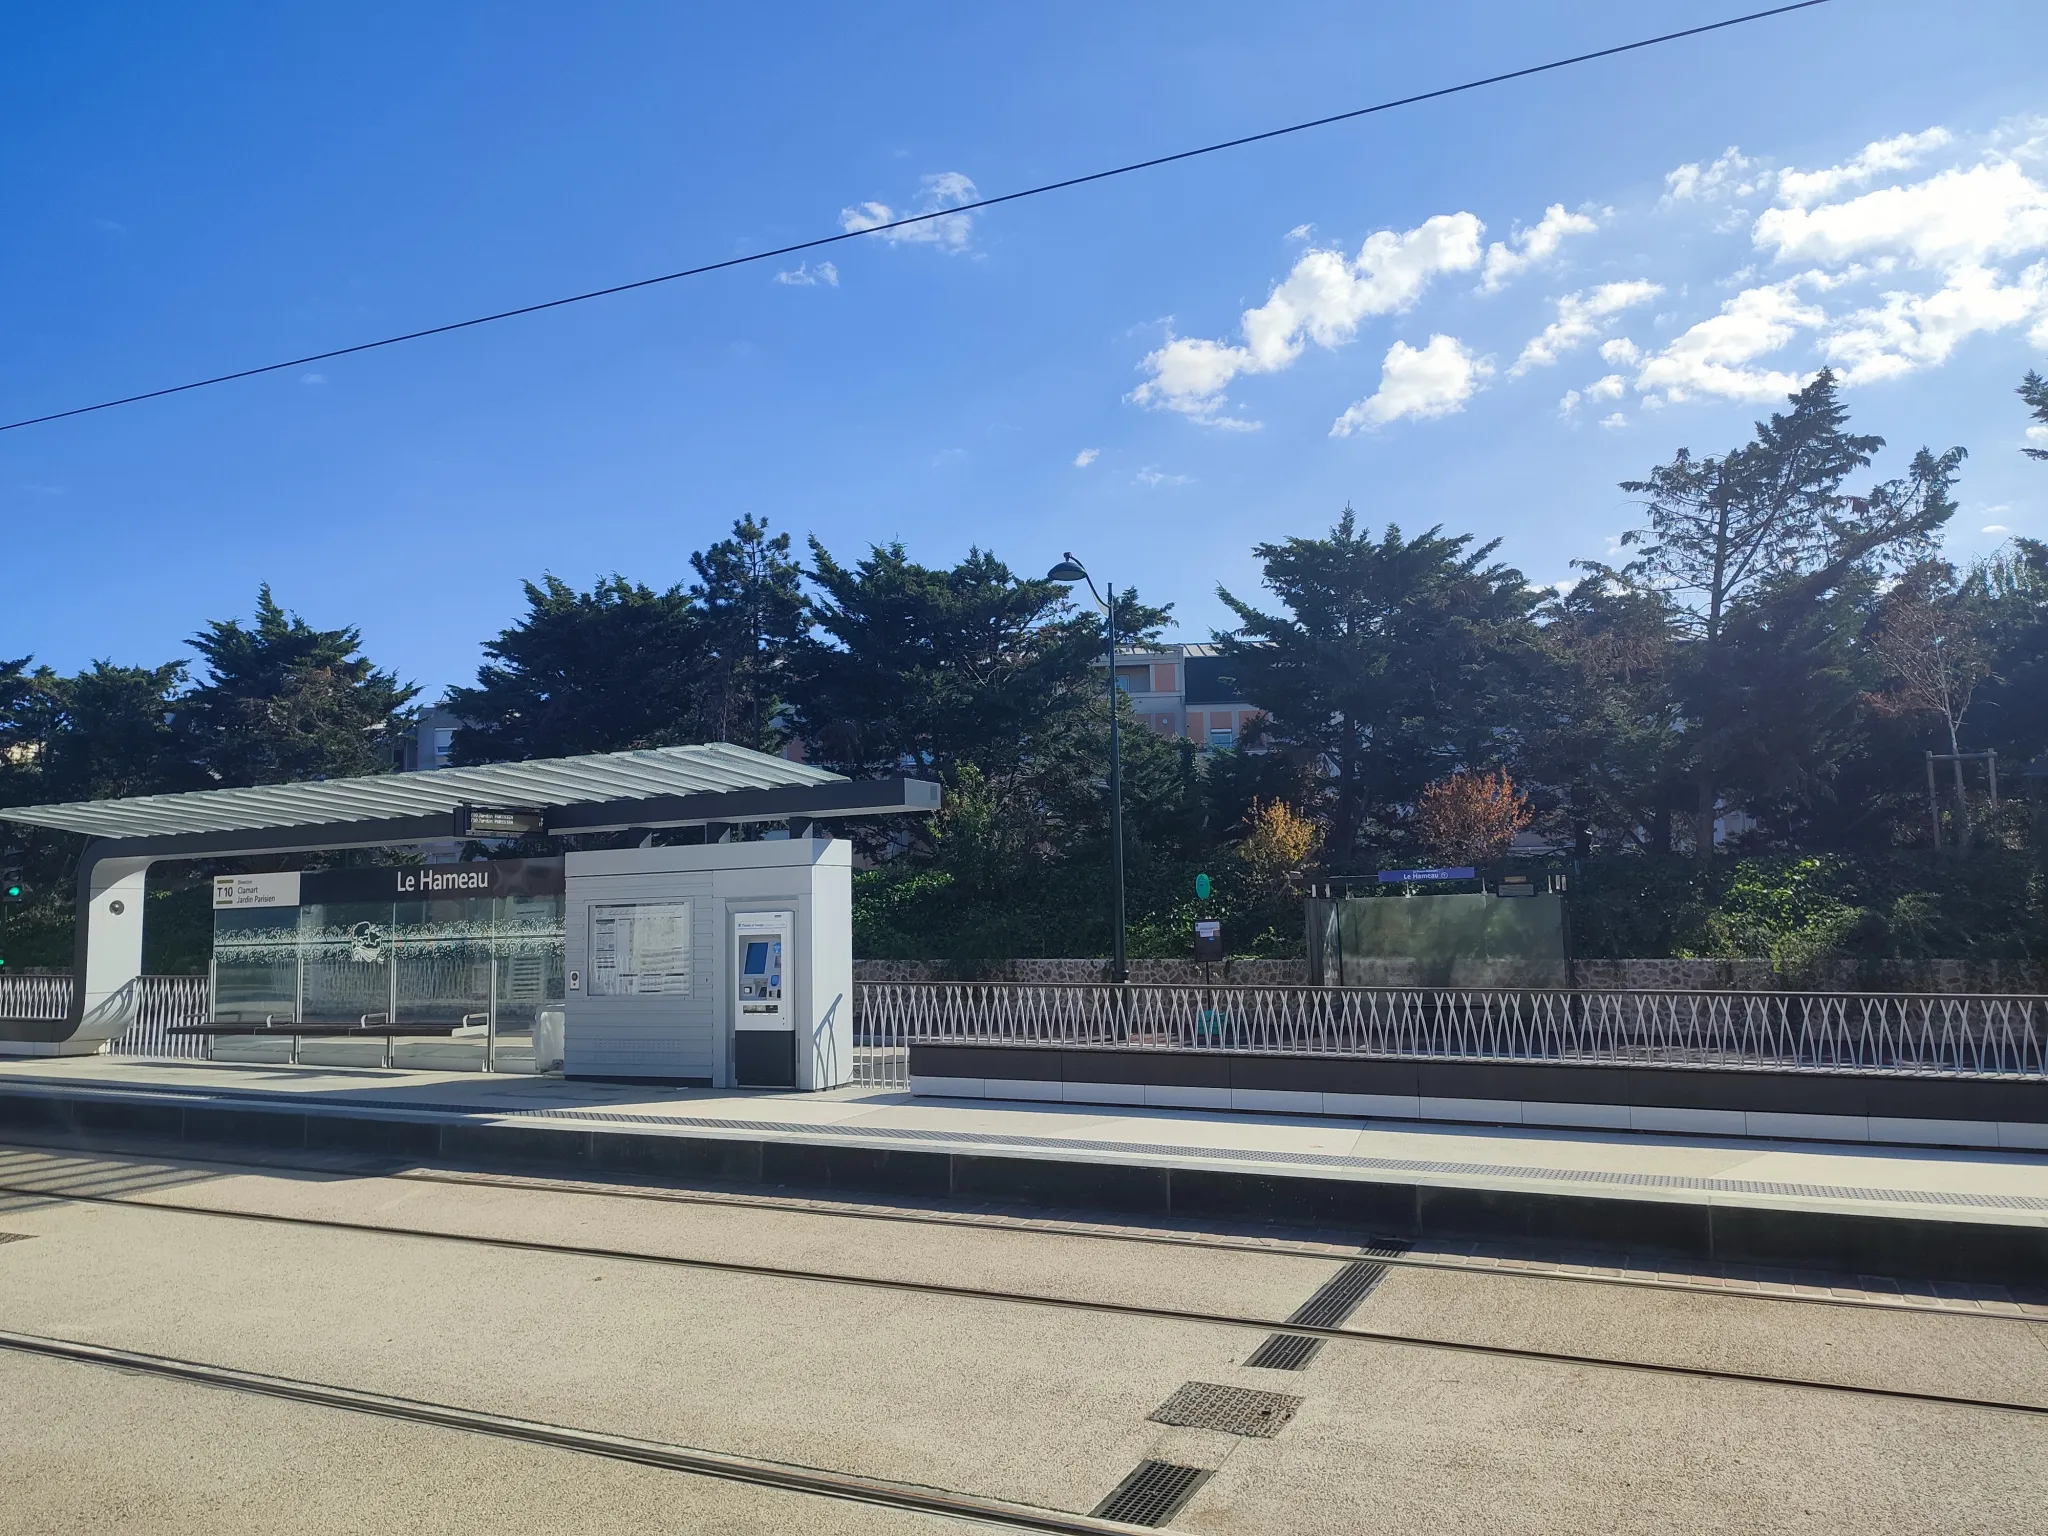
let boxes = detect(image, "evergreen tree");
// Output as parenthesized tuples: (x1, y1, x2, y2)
(2022, 371, 2048, 462)
(687, 515, 809, 752)
(33, 661, 197, 803)
(1620, 372, 1963, 858)
(448, 575, 699, 764)
(181, 587, 417, 786)
(1523, 572, 1687, 855)
(790, 541, 1106, 785)
(1216, 510, 1544, 866)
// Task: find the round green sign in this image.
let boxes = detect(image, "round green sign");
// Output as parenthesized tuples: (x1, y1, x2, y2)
(1194, 873, 1212, 900)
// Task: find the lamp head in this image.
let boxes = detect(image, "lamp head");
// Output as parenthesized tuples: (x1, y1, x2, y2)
(1045, 556, 1088, 583)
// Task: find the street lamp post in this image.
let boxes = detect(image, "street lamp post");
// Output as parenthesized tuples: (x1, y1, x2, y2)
(1047, 553, 1127, 984)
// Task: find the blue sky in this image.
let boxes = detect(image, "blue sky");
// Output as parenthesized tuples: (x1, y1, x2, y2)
(5, 1, 2047, 699)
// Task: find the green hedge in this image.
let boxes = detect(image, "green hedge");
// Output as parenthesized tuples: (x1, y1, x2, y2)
(1568, 851, 2048, 965)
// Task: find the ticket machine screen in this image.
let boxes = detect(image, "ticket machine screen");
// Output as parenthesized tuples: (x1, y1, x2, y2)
(738, 933, 784, 1011)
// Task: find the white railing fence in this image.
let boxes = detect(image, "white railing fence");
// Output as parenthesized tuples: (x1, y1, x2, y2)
(0, 973, 212, 1058)
(0, 972, 72, 1022)
(14, 975, 2045, 1083)
(854, 982, 2048, 1080)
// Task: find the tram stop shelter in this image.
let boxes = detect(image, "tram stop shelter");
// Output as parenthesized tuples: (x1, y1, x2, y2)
(0, 744, 938, 1088)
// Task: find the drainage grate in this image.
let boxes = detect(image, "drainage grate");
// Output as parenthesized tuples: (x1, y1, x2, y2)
(1244, 1256, 1395, 1371)
(0, 1233, 31, 1247)
(1290, 1258, 1391, 1327)
(1243, 1331, 1323, 1371)
(1148, 1380, 1302, 1439)
(1093, 1460, 1213, 1527)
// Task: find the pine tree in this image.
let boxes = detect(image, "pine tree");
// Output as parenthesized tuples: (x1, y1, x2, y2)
(181, 587, 416, 785)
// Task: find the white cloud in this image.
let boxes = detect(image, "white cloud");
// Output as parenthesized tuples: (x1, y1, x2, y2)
(774, 260, 839, 287)
(1664, 147, 1765, 204)
(2029, 425, 2048, 446)
(1073, 448, 1099, 468)
(1286, 223, 1314, 242)
(1135, 465, 1194, 487)
(1330, 335, 1491, 435)
(1599, 337, 1642, 366)
(1984, 524, 2012, 534)
(1511, 281, 1663, 374)
(1558, 389, 1582, 416)
(1633, 276, 1827, 402)
(300, 373, 326, 385)
(1586, 374, 1627, 402)
(1754, 158, 2048, 270)
(1775, 128, 1953, 208)
(840, 172, 978, 251)
(1131, 213, 1483, 425)
(1599, 412, 1629, 430)
(1825, 261, 2048, 384)
(1480, 204, 1599, 292)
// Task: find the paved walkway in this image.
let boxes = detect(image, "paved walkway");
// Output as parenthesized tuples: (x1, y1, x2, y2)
(4, 1057, 2044, 1228)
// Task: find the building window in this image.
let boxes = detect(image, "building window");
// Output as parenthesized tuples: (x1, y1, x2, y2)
(432, 728, 456, 764)
(1208, 727, 1235, 749)
(1113, 664, 1151, 693)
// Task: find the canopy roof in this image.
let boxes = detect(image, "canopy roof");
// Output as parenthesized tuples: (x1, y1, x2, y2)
(0, 743, 850, 841)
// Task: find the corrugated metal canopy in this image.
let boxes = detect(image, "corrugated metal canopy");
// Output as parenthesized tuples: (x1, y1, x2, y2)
(0, 743, 844, 840)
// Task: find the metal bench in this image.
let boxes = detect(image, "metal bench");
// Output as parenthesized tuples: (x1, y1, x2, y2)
(167, 1015, 463, 1068)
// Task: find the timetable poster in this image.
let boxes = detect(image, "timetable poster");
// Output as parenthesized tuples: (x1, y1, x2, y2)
(588, 902, 694, 996)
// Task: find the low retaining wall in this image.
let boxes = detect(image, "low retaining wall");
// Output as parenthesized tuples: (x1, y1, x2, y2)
(909, 1042, 2048, 1152)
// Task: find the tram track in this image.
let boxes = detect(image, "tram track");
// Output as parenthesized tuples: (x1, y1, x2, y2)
(0, 1328, 1145, 1535)
(3, 1135, 2031, 1325)
(3, 1173, 2044, 1419)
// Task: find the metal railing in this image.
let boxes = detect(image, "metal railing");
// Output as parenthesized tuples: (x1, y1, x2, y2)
(854, 982, 2048, 1080)
(0, 974, 213, 1058)
(0, 972, 73, 1022)
(110, 976, 213, 1058)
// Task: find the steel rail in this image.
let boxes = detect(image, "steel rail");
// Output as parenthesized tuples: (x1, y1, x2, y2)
(0, 1138, 2036, 1326)
(5, 1178, 2044, 1417)
(0, 1329, 1149, 1535)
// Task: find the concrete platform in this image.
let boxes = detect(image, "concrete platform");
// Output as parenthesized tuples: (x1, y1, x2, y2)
(2, 1057, 2045, 1285)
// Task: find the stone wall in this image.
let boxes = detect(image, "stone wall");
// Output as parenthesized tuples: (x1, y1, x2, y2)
(854, 956, 2045, 993)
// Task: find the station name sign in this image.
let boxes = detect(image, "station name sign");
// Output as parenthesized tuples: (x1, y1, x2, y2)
(1374, 866, 1477, 884)
(214, 858, 563, 909)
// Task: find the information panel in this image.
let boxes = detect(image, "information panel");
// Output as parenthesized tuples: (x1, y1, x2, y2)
(587, 901, 694, 997)
(213, 873, 302, 909)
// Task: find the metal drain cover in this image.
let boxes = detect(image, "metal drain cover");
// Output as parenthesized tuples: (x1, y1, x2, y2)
(1149, 1380, 1302, 1439)
(1243, 1331, 1322, 1371)
(1290, 1259, 1390, 1328)
(0, 1233, 32, 1246)
(1093, 1460, 1212, 1526)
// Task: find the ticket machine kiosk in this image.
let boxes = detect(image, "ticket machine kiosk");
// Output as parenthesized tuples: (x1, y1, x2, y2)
(732, 909, 795, 1086)
(562, 838, 852, 1088)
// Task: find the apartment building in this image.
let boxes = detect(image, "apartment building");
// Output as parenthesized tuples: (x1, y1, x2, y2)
(1112, 642, 1262, 748)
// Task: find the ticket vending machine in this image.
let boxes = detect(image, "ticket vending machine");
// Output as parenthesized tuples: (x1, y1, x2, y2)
(732, 909, 795, 1087)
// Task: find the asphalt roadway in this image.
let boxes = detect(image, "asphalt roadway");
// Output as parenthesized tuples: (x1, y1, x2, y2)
(0, 1141, 2043, 1534)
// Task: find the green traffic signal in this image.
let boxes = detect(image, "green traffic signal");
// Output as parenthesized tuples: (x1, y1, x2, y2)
(3, 885, 20, 900)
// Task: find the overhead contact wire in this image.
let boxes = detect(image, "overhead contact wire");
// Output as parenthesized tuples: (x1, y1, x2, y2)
(0, 0, 1834, 434)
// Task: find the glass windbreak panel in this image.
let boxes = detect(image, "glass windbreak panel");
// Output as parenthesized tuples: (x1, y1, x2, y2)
(210, 864, 566, 1046)
(302, 901, 396, 1023)
(493, 894, 566, 1040)
(393, 896, 494, 1025)
(212, 907, 299, 1023)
